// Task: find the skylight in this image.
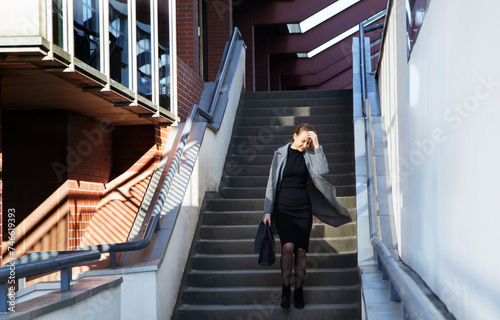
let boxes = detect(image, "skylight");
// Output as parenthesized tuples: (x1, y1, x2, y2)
(297, 10, 386, 58)
(287, 0, 361, 34)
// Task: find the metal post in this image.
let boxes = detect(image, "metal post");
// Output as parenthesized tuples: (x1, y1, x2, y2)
(359, 23, 367, 104)
(110, 251, 117, 268)
(390, 280, 401, 301)
(0, 282, 8, 312)
(382, 265, 389, 280)
(60, 267, 72, 292)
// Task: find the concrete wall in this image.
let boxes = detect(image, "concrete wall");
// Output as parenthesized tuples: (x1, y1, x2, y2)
(158, 40, 245, 320)
(378, 1, 500, 319)
(35, 286, 121, 320)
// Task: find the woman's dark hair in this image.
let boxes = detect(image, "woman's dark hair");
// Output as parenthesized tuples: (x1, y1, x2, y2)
(290, 123, 316, 151)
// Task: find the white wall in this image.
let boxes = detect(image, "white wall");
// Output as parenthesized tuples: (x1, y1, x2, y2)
(36, 286, 121, 320)
(378, 1, 500, 319)
(157, 42, 246, 320)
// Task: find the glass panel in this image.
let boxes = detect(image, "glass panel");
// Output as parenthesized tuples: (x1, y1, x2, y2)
(406, 0, 431, 57)
(74, 0, 101, 70)
(53, 0, 64, 48)
(158, 0, 170, 110)
(136, 0, 152, 100)
(109, 0, 129, 87)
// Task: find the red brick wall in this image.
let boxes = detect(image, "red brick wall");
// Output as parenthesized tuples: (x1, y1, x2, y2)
(177, 57, 205, 122)
(177, 0, 199, 72)
(111, 125, 157, 176)
(156, 125, 172, 160)
(66, 113, 113, 250)
(207, 0, 232, 82)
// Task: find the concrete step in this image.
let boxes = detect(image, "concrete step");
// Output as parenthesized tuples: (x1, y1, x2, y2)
(221, 174, 355, 189)
(228, 142, 354, 156)
(232, 124, 353, 137)
(236, 114, 353, 127)
(224, 162, 355, 176)
(195, 237, 357, 255)
(190, 252, 358, 270)
(227, 152, 354, 166)
(186, 268, 360, 287)
(242, 89, 352, 100)
(176, 303, 361, 320)
(202, 210, 357, 227)
(181, 285, 361, 305)
(223, 162, 355, 177)
(204, 196, 356, 213)
(220, 185, 355, 198)
(231, 132, 354, 146)
(238, 105, 353, 117)
(240, 97, 353, 108)
(199, 222, 357, 240)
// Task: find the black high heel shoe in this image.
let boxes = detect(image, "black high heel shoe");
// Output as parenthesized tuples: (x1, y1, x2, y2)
(294, 287, 304, 309)
(281, 284, 291, 309)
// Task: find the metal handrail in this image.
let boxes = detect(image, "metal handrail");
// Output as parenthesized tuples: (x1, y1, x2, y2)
(359, 24, 447, 320)
(80, 104, 200, 268)
(198, 27, 242, 125)
(0, 27, 243, 315)
(0, 250, 101, 312)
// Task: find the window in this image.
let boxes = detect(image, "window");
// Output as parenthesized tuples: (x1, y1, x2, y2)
(53, 0, 64, 48)
(136, 0, 152, 100)
(109, 0, 129, 87)
(406, 0, 431, 57)
(74, 0, 101, 70)
(158, 0, 170, 109)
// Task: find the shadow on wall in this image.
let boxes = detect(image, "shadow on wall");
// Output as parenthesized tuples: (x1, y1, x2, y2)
(1, 111, 162, 262)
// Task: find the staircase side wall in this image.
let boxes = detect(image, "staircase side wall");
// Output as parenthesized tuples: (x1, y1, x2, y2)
(378, 1, 500, 319)
(156, 41, 246, 320)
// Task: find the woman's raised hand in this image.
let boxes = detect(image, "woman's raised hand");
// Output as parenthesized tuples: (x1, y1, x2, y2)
(307, 131, 320, 148)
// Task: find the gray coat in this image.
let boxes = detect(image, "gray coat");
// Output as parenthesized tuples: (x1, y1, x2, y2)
(264, 143, 352, 227)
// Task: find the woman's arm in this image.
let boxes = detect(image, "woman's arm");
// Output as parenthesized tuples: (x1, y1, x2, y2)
(263, 151, 278, 225)
(307, 131, 329, 175)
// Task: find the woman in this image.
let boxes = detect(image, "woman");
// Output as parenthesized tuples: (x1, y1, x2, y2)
(262, 123, 351, 309)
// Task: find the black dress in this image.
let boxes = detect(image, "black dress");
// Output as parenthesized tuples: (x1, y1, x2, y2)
(274, 145, 313, 251)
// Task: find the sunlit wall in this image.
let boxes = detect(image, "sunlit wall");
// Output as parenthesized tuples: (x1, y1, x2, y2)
(378, 1, 500, 319)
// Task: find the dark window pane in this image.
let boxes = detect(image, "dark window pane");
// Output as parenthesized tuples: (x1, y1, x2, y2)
(406, 0, 431, 57)
(158, 0, 170, 110)
(110, 0, 129, 87)
(74, 0, 100, 70)
(136, 0, 152, 100)
(53, 0, 64, 48)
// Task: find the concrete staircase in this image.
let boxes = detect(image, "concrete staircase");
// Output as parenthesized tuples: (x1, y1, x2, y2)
(175, 90, 360, 319)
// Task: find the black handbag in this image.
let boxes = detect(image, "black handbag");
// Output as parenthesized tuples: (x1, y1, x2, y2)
(258, 222, 275, 266)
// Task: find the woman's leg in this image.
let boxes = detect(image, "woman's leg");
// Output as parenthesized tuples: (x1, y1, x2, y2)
(294, 247, 306, 288)
(281, 242, 295, 286)
(294, 247, 307, 309)
(280, 242, 294, 308)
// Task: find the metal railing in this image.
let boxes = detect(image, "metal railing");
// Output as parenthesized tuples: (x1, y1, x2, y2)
(80, 103, 200, 268)
(0, 27, 243, 314)
(198, 27, 242, 130)
(0, 250, 101, 312)
(0, 102, 199, 313)
(359, 23, 447, 320)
